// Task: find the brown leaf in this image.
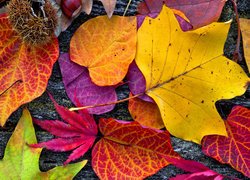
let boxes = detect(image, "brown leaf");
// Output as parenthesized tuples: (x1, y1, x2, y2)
(98, 0, 116, 18)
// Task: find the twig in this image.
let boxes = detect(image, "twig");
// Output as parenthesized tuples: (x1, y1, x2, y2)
(231, 0, 242, 62)
(123, 0, 132, 16)
(69, 93, 143, 111)
(0, 80, 23, 97)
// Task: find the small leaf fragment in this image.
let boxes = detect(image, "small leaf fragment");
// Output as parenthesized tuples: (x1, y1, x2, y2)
(128, 94, 164, 129)
(99, 0, 116, 18)
(240, 18, 250, 72)
(169, 158, 224, 180)
(137, 0, 226, 29)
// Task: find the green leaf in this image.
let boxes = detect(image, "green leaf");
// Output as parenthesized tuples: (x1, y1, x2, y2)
(0, 108, 86, 179)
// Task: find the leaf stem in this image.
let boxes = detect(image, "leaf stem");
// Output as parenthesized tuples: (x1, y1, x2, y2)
(69, 93, 143, 111)
(0, 80, 22, 97)
(231, 0, 242, 62)
(123, 0, 132, 16)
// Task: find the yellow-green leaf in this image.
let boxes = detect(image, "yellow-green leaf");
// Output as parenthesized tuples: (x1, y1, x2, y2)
(135, 6, 249, 144)
(0, 108, 86, 179)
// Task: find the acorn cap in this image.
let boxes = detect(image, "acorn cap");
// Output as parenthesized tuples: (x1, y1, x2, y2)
(7, 0, 58, 45)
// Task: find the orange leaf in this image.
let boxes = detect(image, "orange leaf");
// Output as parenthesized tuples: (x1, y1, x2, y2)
(92, 118, 180, 179)
(240, 18, 250, 72)
(128, 94, 164, 129)
(70, 15, 136, 86)
(202, 106, 250, 177)
(0, 14, 59, 126)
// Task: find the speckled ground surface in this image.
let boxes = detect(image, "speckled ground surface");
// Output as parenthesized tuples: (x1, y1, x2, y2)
(0, 0, 249, 179)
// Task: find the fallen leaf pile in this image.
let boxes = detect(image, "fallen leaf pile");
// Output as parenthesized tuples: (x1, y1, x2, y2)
(0, 0, 249, 179)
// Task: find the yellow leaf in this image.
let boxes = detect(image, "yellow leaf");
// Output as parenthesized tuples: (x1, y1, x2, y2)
(240, 18, 250, 72)
(135, 6, 249, 144)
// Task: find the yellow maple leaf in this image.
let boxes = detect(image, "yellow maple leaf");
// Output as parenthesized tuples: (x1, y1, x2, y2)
(135, 6, 249, 144)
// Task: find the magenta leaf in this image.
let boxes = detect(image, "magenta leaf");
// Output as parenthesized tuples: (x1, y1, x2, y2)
(58, 53, 117, 114)
(30, 94, 97, 164)
(167, 158, 225, 180)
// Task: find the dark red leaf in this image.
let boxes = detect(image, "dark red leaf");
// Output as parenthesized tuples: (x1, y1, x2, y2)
(167, 158, 224, 180)
(202, 106, 250, 177)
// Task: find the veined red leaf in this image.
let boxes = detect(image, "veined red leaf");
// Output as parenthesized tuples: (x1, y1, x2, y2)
(0, 14, 59, 126)
(92, 118, 180, 179)
(30, 94, 97, 165)
(202, 106, 250, 178)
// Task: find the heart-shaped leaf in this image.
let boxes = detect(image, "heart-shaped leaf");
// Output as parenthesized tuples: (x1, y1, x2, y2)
(70, 15, 136, 86)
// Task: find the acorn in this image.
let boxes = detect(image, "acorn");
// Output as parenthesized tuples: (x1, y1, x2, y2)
(7, 0, 58, 45)
(61, 0, 82, 18)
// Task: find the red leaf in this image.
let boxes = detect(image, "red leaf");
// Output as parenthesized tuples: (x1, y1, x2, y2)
(92, 118, 180, 179)
(48, 93, 97, 135)
(170, 170, 224, 180)
(202, 106, 250, 178)
(30, 94, 98, 164)
(33, 119, 82, 138)
(0, 14, 59, 126)
(64, 138, 95, 165)
(167, 158, 224, 180)
(167, 158, 209, 173)
(30, 137, 90, 151)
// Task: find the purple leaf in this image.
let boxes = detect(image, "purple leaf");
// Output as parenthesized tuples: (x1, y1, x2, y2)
(58, 53, 117, 114)
(137, 1, 192, 30)
(126, 61, 154, 102)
